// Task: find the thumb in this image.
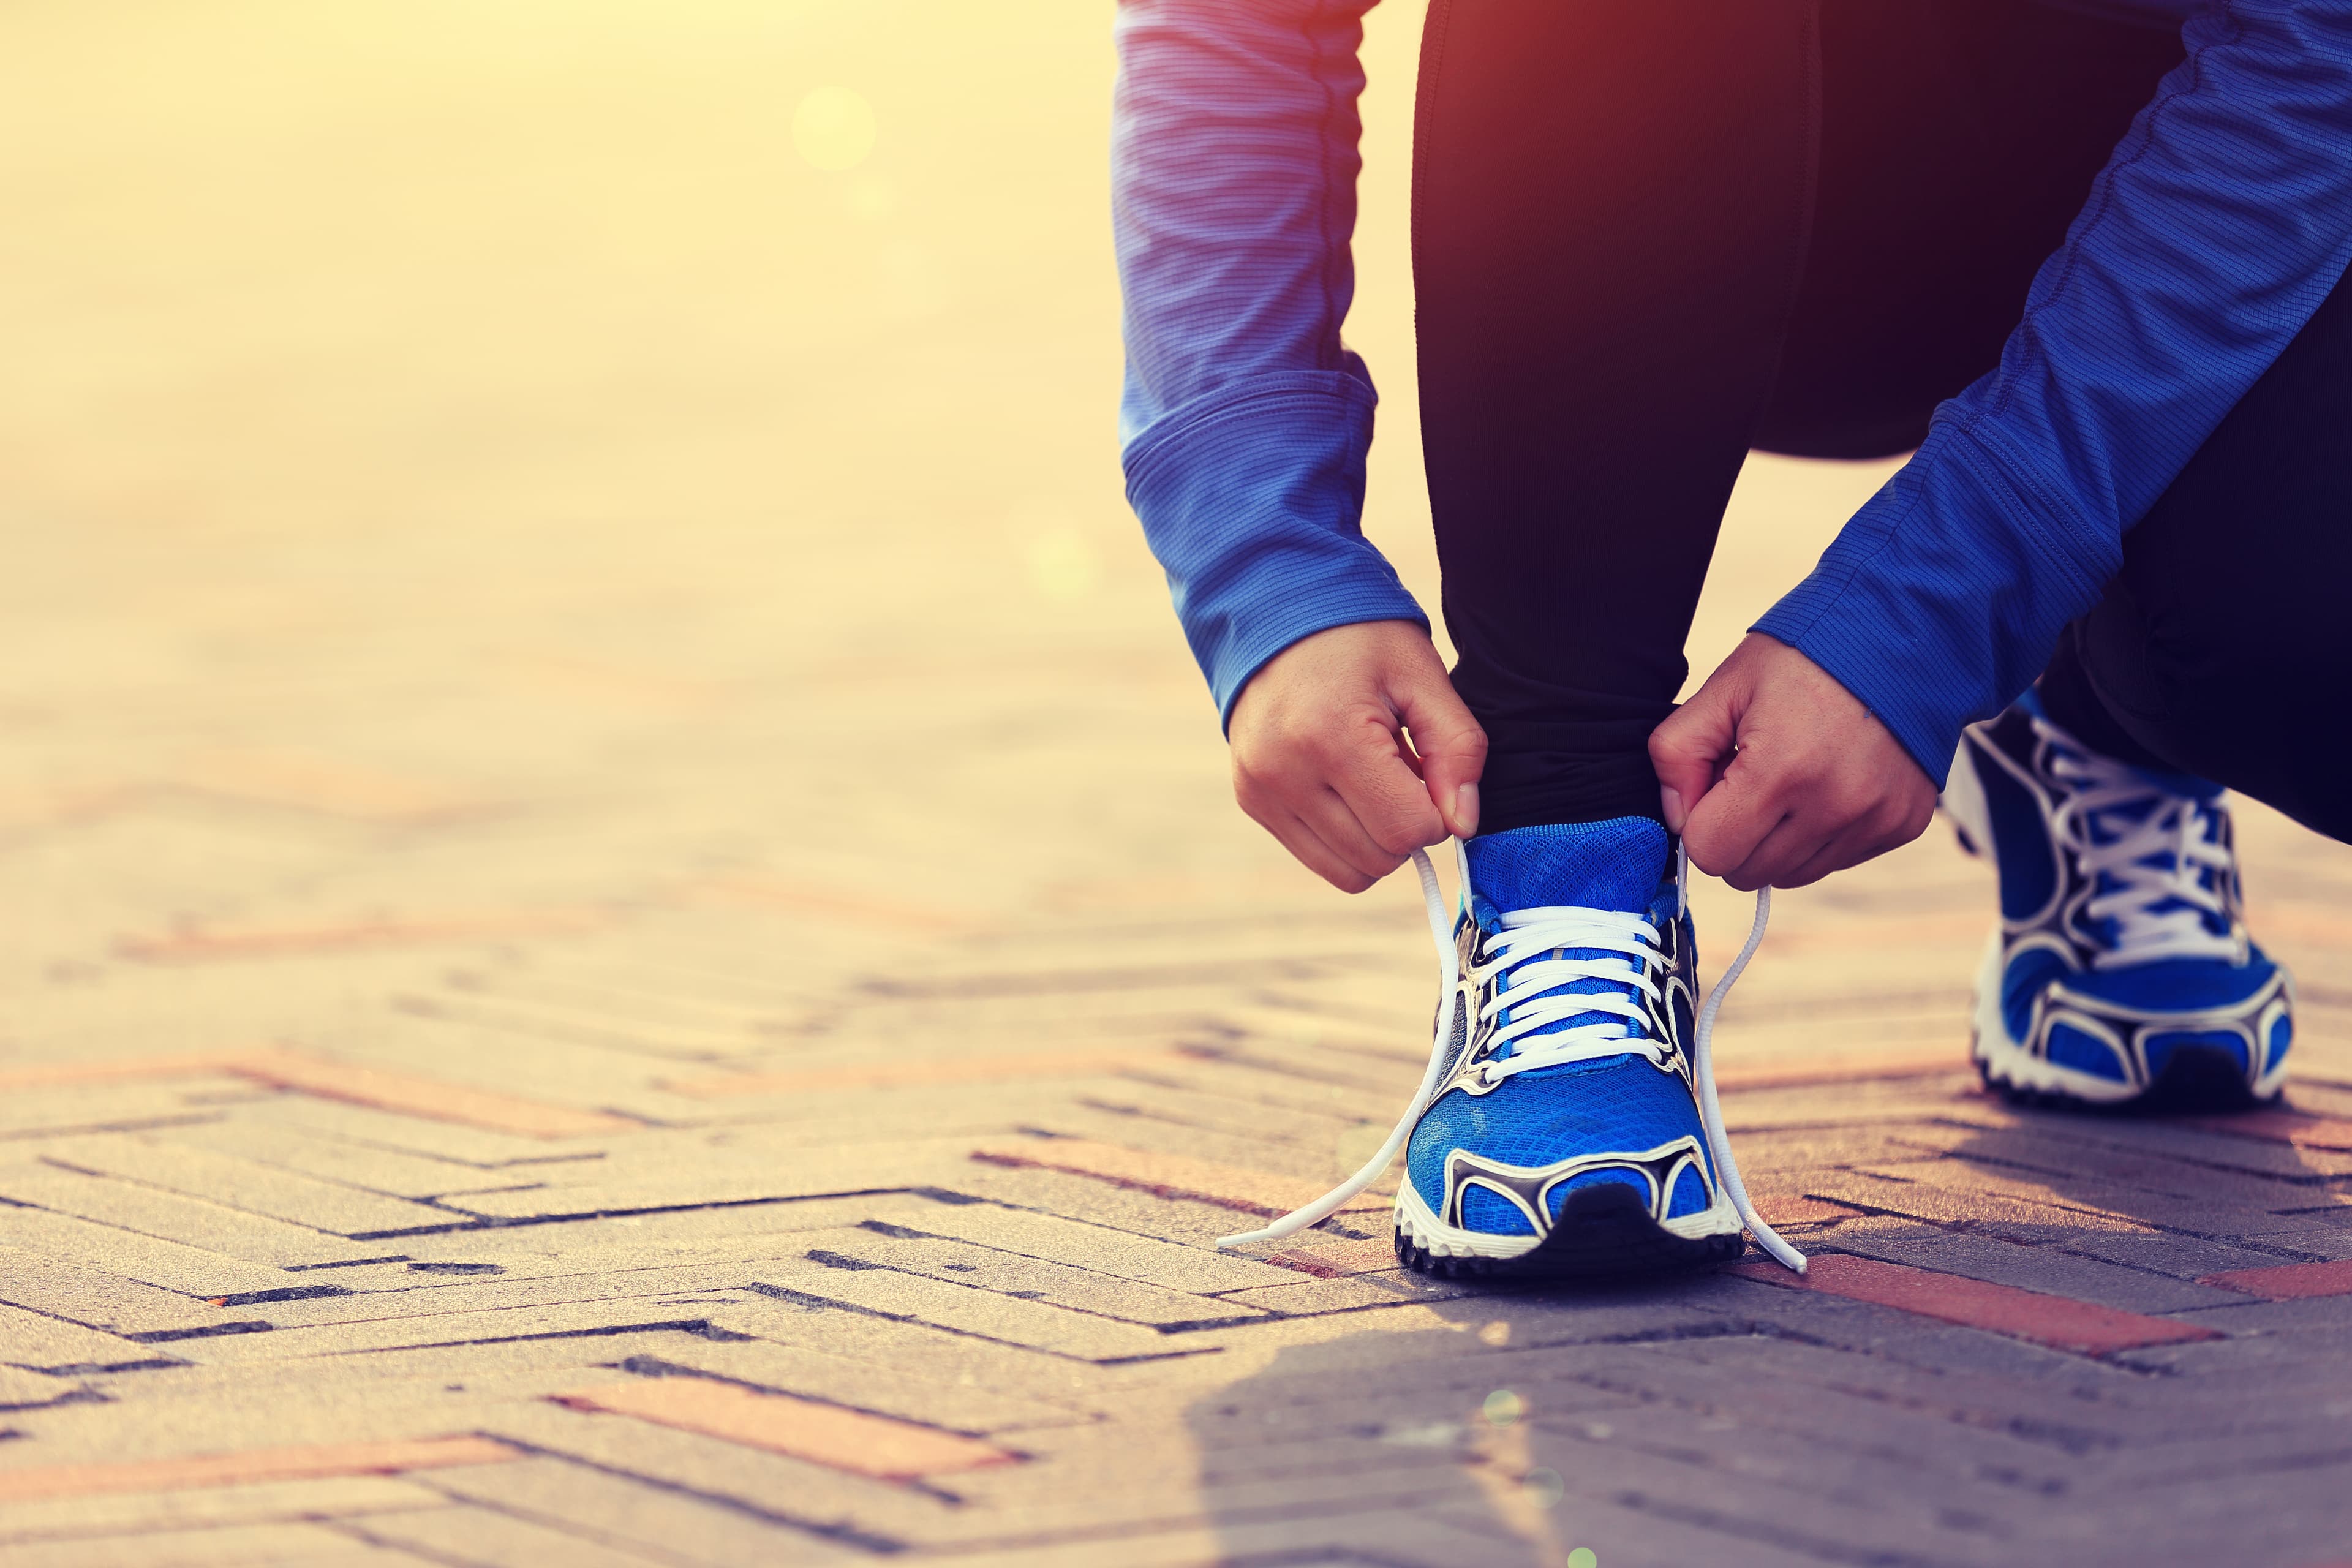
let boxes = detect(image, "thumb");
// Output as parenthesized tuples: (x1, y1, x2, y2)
(1648, 677, 1743, 837)
(1393, 661, 1488, 840)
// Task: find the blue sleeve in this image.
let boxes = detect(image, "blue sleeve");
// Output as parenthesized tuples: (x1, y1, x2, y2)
(1113, 0, 1426, 728)
(1756, 1, 2352, 785)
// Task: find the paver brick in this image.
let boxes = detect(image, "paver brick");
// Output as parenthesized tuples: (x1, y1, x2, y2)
(2202, 1259, 2352, 1300)
(0, 1476, 443, 1548)
(0, 1164, 389, 1270)
(0, 1303, 177, 1375)
(36, 1134, 457, 1236)
(420, 1457, 873, 1567)
(555, 1375, 1019, 1479)
(967, 1137, 1385, 1219)
(338, 1501, 685, 1568)
(1726, 1253, 2225, 1355)
(0, 1436, 518, 1502)
(0, 1519, 429, 1567)
(746, 1255, 1212, 1363)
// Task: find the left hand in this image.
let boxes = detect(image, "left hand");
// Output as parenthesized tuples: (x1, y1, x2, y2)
(1649, 633, 1938, 891)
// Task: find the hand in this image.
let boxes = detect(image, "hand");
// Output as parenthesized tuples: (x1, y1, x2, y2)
(1649, 633, 1936, 891)
(1227, 620, 1487, 892)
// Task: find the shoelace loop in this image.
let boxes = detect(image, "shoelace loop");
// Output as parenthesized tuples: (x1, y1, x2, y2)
(1472, 908, 1670, 1085)
(1215, 843, 1806, 1274)
(2035, 718, 2238, 968)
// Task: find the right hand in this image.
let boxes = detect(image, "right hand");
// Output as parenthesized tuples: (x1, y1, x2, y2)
(1226, 620, 1487, 892)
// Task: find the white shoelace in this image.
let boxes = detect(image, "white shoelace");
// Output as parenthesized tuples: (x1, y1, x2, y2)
(1216, 842, 1806, 1274)
(2035, 718, 2237, 968)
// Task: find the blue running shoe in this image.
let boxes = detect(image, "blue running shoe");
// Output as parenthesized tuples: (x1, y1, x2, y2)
(1392, 817, 1746, 1277)
(1942, 692, 2293, 1109)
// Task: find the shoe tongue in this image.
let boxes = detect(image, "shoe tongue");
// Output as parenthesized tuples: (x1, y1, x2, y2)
(1466, 818, 1669, 919)
(1464, 818, 1672, 1065)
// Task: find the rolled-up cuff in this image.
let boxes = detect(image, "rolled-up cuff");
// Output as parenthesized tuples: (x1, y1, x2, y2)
(1123, 372, 1427, 726)
(1753, 421, 2118, 786)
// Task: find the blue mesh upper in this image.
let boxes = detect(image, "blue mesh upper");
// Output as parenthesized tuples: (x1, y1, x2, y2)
(2054, 950, 2278, 1012)
(1461, 1185, 1536, 1235)
(1466, 818, 1667, 917)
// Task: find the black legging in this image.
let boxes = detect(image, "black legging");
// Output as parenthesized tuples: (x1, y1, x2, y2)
(1414, 0, 2352, 842)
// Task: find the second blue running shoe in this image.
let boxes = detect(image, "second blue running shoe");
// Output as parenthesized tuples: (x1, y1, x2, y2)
(1942, 690, 2293, 1109)
(1393, 816, 1745, 1278)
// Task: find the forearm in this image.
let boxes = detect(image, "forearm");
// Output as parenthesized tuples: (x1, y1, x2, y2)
(1114, 0, 1423, 723)
(1761, 0, 2352, 782)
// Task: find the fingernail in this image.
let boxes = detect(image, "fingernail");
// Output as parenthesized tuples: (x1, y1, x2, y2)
(1453, 783, 1479, 839)
(1660, 785, 1686, 834)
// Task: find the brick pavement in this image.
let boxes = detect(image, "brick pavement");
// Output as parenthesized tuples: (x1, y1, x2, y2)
(6, 3, 2352, 1564)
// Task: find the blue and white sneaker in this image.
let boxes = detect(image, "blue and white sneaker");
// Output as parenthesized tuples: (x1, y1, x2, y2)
(1942, 692, 2293, 1109)
(1392, 817, 1746, 1277)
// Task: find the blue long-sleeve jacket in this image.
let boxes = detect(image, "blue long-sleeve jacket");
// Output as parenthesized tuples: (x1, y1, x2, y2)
(1114, 0, 2352, 783)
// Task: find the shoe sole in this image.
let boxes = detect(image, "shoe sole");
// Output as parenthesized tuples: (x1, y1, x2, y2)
(1393, 1179, 1743, 1281)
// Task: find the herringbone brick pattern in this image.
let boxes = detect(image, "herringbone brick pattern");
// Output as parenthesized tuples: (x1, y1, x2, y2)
(5, 4, 2351, 1564)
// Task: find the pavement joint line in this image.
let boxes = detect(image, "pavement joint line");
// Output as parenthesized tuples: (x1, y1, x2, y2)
(741, 1282, 1221, 1366)
(659, 1049, 1199, 1098)
(799, 1248, 1266, 1336)
(1792, 1185, 2336, 1280)
(1917, 1115, 2352, 1188)
(310, 1317, 753, 1359)
(610, 1352, 1011, 1437)
(343, 1189, 920, 1238)
(966, 1137, 1387, 1220)
(122, 1321, 274, 1344)
(2180, 1107, 2352, 1152)
(1724, 1253, 2227, 1356)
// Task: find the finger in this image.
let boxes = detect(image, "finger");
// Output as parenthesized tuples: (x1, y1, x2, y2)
(1330, 711, 1451, 858)
(1297, 784, 1411, 884)
(1649, 676, 1744, 837)
(1781, 797, 1935, 887)
(1678, 754, 1790, 880)
(1717, 805, 1825, 892)
(1393, 665, 1488, 839)
(1776, 829, 1868, 891)
(1266, 805, 1378, 894)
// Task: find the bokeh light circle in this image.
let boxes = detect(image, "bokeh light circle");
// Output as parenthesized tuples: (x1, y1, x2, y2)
(794, 87, 877, 172)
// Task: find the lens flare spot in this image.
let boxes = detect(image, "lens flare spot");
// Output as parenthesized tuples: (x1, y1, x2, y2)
(1026, 529, 1101, 601)
(846, 176, 896, 221)
(794, 86, 877, 172)
(1482, 1388, 1523, 1426)
(1567, 1549, 1599, 1568)
(1524, 1468, 1565, 1509)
